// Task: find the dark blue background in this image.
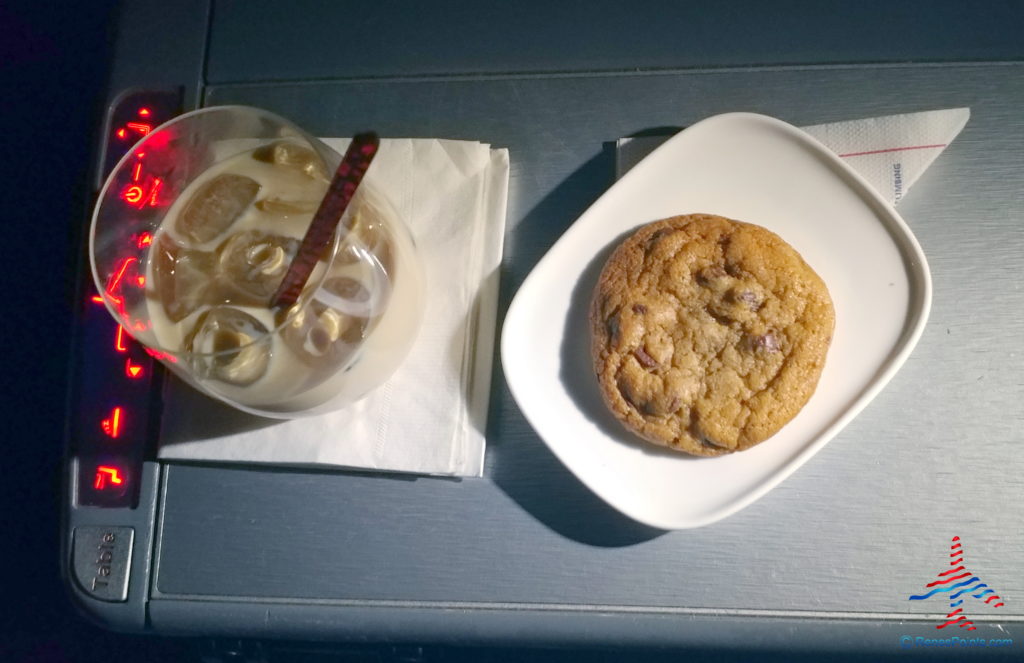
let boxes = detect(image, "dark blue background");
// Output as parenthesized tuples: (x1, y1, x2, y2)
(0, 2, 190, 661)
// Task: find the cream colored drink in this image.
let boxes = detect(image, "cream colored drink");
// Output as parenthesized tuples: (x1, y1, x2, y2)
(147, 141, 423, 415)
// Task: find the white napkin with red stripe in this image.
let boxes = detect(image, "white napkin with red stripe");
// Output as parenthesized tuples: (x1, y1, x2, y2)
(800, 108, 970, 205)
(617, 108, 970, 206)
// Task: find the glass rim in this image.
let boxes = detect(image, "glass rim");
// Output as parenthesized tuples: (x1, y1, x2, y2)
(87, 104, 380, 362)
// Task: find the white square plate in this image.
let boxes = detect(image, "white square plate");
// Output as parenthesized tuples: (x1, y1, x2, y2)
(501, 113, 931, 529)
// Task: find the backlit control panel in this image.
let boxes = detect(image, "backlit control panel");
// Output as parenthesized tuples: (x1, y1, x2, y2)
(100, 89, 183, 187)
(74, 89, 182, 508)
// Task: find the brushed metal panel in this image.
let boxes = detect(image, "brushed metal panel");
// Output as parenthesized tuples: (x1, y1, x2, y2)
(206, 0, 1024, 83)
(147, 600, 992, 651)
(156, 63, 1024, 619)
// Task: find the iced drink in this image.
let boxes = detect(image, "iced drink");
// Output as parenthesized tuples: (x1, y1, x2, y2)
(91, 107, 423, 417)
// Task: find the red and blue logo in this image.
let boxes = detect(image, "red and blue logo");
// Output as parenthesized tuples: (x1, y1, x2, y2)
(908, 536, 1005, 630)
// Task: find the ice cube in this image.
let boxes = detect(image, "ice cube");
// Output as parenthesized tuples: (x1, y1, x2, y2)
(312, 271, 389, 320)
(254, 197, 319, 216)
(185, 307, 270, 386)
(216, 230, 300, 306)
(252, 141, 329, 181)
(280, 301, 366, 368)
(336, 206, 394, 276)
(326, 276, 371, 306)
(347, 206, 384, 248)
(176, 174, 260, 244)
(152, 233, 217, 323)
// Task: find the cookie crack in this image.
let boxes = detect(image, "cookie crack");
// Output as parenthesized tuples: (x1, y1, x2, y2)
(736, 344, 793, 439)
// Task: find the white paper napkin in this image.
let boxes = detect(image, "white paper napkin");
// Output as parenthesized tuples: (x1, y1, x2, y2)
(800, 108, 970, 204)
(617, 108, 970, 205)
(157, 138, 510, 477)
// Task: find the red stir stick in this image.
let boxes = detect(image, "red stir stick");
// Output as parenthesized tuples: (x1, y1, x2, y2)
(270, 132, 380, 309)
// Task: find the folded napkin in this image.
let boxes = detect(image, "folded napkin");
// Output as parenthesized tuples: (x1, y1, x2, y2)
(617, 108, 971, 205)
(800, 108, 970, 205)
(157, 139, 510, 477)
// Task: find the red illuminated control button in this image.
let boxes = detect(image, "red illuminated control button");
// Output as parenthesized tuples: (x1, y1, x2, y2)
(91, 465, 129, 498)
(119, 174, 165, 209)
(124, 359, 144, 379)
(114, 325, 128, 352)
(100, 407, 124, 439)
(125, 122, 151, 136)
(121, 184, 145, 205)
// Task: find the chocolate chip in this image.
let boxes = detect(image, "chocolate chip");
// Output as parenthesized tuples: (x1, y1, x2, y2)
(617, 381, 639, 409)
(633, 347, 658, 369)
(696, 264, 727, 286)
(645, 228, 674, 252)
(632, 303, 647, 315)
(622, 392, 661, 417)
(736, 290, 760, 310)
(749, 332, 780, 352)
(688, 413, 730, 450)
(700, 434, 730, 449)
(704, 305, 733, 326)
(605, 314, 621, 344)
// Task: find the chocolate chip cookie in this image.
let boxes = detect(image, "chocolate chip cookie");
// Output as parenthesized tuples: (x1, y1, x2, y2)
(589, 214, 834, 456)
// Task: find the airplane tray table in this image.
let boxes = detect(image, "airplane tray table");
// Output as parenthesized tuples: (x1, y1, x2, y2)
(64, 1, 1024, 656)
